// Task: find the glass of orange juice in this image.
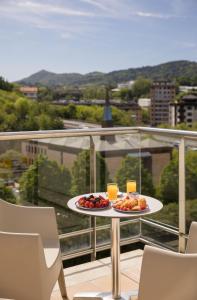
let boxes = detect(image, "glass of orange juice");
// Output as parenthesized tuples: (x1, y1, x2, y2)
(127, 180, 136, 194)
(107, 183, 118, 201)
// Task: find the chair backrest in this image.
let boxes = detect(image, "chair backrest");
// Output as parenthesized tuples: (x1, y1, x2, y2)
(138, 245, 197, 300)
(186, 221, 197, 253)
(0, 198, 58, 244)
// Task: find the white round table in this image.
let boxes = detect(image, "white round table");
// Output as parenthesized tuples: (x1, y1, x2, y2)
(68, 193, 163, 300)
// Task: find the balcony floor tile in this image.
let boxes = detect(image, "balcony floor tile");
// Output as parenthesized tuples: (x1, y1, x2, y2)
(51, 249, 143, 300)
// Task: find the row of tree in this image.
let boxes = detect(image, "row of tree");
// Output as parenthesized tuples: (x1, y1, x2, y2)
(0, 87, 141, 131)
(0, 89, 64, 131)
(17, 151, 167, 204)
(11, 148, 197, 208)
(56, 103, 135, 126)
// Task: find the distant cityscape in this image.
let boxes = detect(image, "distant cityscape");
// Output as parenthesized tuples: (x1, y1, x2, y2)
(19, 79, 197, 129)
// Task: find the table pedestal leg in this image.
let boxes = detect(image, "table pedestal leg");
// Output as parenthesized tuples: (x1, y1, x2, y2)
(73, 219, 138, 300)
(111, 218, 121, 299)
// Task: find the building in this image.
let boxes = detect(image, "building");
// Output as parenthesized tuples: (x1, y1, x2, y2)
(179, 86, 197, 93)
(151, 81, 176, 126)
(19, 86, 38, 99)
(138, 98, 151, 110)
(170, 94, 197, 127)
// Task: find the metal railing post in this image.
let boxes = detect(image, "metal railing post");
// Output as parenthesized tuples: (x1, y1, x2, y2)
(179, 138, 186, 252)
(90, 136, 97, 260)
(139, 131, 142, 237)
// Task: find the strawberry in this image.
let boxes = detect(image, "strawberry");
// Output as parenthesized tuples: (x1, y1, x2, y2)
(85, 201, 90, 208)
(89, 202, 94, 208)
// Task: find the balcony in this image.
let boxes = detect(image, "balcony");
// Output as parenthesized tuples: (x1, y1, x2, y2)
(0, 126, 196, 298)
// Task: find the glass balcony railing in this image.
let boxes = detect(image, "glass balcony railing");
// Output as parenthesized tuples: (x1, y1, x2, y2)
(0, 127, 194, 260)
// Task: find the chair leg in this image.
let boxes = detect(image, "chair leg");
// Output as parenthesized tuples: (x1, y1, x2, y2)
(58, 265, 69, 300)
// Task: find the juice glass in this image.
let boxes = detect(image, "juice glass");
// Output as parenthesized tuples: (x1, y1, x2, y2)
(127, 180, 136, 193)
(107, 183, 118, 201)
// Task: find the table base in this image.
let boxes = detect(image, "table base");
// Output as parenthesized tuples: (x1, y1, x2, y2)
(73, 291, 138, 300)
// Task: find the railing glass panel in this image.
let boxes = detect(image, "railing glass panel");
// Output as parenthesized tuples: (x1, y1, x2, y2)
(140, 133, 179, 249)
(185, 138, 197, 234)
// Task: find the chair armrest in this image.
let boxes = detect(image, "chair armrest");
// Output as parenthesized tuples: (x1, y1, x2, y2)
(1, 201, 59, 245)
(138, 246, 197, 300)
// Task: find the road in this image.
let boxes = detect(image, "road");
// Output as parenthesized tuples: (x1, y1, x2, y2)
(63, 119, 101, 129)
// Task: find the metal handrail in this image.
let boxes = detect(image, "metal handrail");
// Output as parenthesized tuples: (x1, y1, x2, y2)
(1, 126, 197, 140)
(0, 127, 138, 140)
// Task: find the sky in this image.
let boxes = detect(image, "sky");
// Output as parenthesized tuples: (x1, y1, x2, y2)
(0, 0, 197, 81)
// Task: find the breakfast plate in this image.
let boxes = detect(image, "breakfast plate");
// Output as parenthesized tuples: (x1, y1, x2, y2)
(75, 194, 111, 210)
(75, 201, 111, 211)
(113, 205, 149, 213)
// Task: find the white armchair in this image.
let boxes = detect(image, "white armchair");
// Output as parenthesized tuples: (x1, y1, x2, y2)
(0, 199, 68, 300)
(135, 221, 197, 300)
(137, 245, 197, 300)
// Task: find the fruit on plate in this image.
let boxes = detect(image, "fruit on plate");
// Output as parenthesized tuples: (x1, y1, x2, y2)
(113, 195, 147, 211)
(77, 194, 110, 209)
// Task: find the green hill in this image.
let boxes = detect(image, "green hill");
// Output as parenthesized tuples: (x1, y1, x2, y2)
(17, 60, 197, 87)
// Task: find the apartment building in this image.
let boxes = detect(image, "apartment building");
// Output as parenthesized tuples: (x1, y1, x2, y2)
(151, 81, 176, 126)
(170, 94, 197, 127)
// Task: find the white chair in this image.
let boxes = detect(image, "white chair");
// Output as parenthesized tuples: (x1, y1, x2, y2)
(0, 199, 68, 300)
(135, 221, 197, 300)
(186, 221, 197, 253)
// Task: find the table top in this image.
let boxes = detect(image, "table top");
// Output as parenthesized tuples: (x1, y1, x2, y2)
(67, 193, 163, 219)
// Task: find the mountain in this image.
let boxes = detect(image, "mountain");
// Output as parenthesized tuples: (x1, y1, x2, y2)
(17, 60, 197, 87)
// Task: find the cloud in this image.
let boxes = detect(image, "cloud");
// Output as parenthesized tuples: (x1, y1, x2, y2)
(0, 0, 184, 41)
(0, 0, 96, 39)
(81, 0, 177, 19)
(16, 0, 94, 17)
(81, 0, 109, 12)
(0, 0, 94, 18)
(135, 11, 174, 19)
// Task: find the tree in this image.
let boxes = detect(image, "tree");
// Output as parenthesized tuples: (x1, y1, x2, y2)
(20, 156, 71, 204)
(0, 184, 17, 204)
(142, 109, 150, 125)
(71, 150, 109, 196)
(0, 89, 64, 132)
(38, 158, 71, 195)
(37, 86, 53, 102)
(19, 163, 39, 204)
(0, 150, 27, 181)
(132, 77, 152, 98)
(119, 88, 133, 102)
(15, 98, 29, 119)
(0, 76, 13, 91)
(116, 155, 155, 196)
(158, 149, 197, 204)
